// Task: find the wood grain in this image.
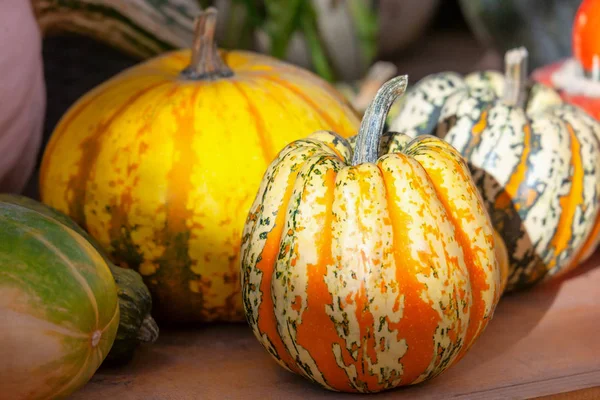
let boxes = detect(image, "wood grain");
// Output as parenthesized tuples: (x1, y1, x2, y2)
(73, 251, 600, 399)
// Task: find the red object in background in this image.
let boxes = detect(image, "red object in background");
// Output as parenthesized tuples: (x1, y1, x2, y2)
(532, 61, 600, 121)
(573, 0, 600, 73)
(531, 0, 600, 121)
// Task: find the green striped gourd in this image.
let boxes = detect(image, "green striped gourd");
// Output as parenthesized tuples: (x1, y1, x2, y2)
(0, 194, 159, 365)
(0, 201, 119, 399)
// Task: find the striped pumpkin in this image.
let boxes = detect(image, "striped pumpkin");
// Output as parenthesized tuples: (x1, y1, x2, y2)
(39, 9, 359, 323)
(241, 76, 505, 392)
(0, 201, 119, 400)
(390, 47, 600, 292)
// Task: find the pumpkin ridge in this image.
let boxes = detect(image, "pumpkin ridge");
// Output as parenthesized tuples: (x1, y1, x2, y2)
(64, 81, 171, 230)
(229, 81, 275, 165)
(262, 76, 342, 132)
(500, 122, 535, 213)
(254, 164, 303, 372)
(105, 84, 182, 272)
(151, 85, 206, 321)
(49, 346, 93, 400)
(101, 300, 120, 334)
(1, 305, 89, 339)
(546, 122, 585, 272)
(276, 155, 347, 391)
(15, 224, 101, 328)
(377, 155, 445, 385)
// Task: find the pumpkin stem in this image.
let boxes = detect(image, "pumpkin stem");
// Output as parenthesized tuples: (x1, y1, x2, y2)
(181, 7, 234, 81)
(137, 314, 160, 343)
(352, 75, 408, 165)
(503, 47, 528, 108)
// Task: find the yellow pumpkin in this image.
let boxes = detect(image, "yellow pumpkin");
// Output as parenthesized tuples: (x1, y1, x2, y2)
(241, 76, 505, 392)
(39, 8, 360, 323)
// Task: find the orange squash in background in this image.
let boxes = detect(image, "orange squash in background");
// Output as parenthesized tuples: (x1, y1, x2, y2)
(39, 8, 360, 323)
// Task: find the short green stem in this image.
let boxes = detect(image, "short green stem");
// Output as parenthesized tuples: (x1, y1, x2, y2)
(351, 75, 408, 166)
(137, 314, 159, 343)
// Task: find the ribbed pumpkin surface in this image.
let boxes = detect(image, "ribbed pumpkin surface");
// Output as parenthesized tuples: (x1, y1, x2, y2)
(39, 48, 359, 323)
(241, 128, 504, 392)
(0, 202, 119, 400)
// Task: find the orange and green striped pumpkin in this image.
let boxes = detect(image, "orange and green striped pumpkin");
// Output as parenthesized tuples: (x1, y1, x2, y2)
(39, 8, 360, 323)
(390, 47, 600, 292)
(0, 201, 119, 399)
(240, 76, 506, 392)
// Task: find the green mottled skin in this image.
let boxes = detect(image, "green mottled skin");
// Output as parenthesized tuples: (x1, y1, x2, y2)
(0, 194, 157, 364)
(0, 201, 119, 399)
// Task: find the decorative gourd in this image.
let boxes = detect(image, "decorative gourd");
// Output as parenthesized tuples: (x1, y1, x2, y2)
(39, 8, 360, 324)
(390, 47, 600, 292)
(0, 0, 46, 193)
(0, 193, 158, 365)
(0, 201, 119, 399)
(241, 76, 505, 393)
(532, 0, 600, 120)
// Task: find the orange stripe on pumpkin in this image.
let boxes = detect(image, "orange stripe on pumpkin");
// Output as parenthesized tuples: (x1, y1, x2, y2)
(66, 82, 170, 229)
(503, 123, 536, 212)
(295, 168, 354, 391)
(229, 81, 275, 165)
(380, 157, 442, 385)
(263, 76, 345, 134)
(549, 122, 585, 271)
(255, 171, 301, 373)
(429, 161, 492, 360)
(462, 109, 489, 159)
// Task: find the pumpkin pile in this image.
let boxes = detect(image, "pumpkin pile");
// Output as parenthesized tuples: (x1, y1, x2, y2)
(3, 3, 600, 398)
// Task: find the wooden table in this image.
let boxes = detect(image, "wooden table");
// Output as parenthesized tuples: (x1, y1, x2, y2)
(72, 253, 600, 399)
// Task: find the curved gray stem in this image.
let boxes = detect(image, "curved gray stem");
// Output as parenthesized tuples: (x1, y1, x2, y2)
(351, 75, 408, 166)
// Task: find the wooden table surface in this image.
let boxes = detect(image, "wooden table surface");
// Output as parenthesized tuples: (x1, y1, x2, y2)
(72, 253, 600, 400)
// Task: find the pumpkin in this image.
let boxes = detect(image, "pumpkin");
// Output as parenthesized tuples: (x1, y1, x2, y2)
(531, 0, 600, 121)
(39, 8, 360, 324)
(0, 194, 158, 365)
(0, 201, 119, 400)
(240, 76, 505, 393)
(0, 0, 46, 193)
(390, 47, 600, 292)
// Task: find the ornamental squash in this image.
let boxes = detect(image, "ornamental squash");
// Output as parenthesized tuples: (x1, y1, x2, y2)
(390, 47, 600, 292)
(0, 194, 158, 365)
(241, 76, 505, 393)
(0, 202, 119, 400)
(39, 8, 360, 324)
